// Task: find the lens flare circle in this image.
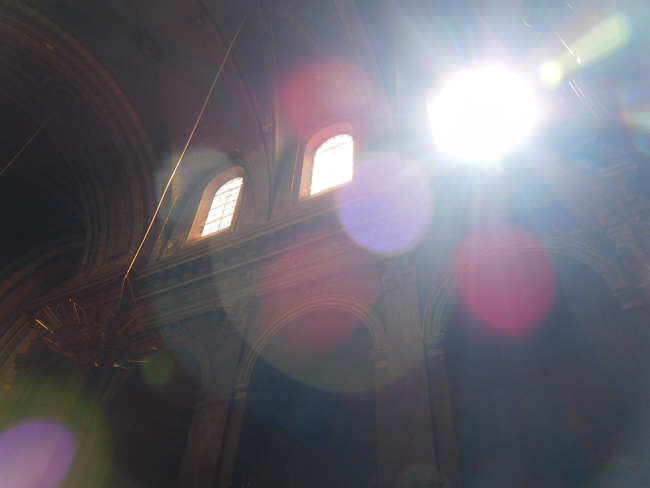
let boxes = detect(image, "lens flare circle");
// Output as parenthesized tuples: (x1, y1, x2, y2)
(428, 66, 538, 162)
(635, 133, 650, 155)
(621, 79, 650, 156)
(458, 228, 556, 336)
(0, 421, 75, 488)
(142, 351, 175, 387)
(283, 61, 370, 132)
(258, 308, 373, 395)
(337, 158, 431, 254)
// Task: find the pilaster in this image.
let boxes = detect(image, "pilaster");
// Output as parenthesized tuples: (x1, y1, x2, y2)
(175, 295, 256, 488)
(424, 334, 461, 488)
(376, 256, 439, 488)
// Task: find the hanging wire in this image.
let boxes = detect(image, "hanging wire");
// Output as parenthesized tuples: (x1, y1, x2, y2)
(0, 115, 52, 179)
(115, 7, 251, 309)
(151, 193, 179, 256)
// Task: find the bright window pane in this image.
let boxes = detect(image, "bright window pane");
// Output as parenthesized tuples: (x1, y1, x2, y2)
(201, 177, 243, 237)
(310, 134, 353, 195)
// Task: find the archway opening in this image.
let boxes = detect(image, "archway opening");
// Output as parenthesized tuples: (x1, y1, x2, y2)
(232, 308, 377, 488)
(104, 350, 202, 488)
(446, 255, 650, 487)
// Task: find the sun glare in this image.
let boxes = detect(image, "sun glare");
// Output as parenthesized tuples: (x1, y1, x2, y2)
(428, 66, 538, 162)
(540, 62, 563, 87)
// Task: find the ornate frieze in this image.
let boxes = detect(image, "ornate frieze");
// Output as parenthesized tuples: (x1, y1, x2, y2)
(153, 236, 362, 312)
(253, 237, 358, 280)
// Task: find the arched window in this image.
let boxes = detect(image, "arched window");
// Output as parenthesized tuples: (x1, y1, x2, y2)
(299, 123, 354, 200)
(187, 167, 245, 243)
(201, 177, 243, 236)
(310, 134, 353, 195)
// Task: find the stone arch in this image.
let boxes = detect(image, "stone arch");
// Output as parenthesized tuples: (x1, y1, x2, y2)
(423, 235, 633, 339)
(0, 1, 156, 275)
(235, 295, 386, 389)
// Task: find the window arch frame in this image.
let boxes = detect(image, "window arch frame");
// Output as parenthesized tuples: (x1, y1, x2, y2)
(299, 122, 354, 200)
(188, 166, 245, 243)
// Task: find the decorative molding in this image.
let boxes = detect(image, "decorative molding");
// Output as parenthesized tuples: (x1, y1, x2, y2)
(252, 238, 358, 281)
(158, 271, 252, 310)
(153, 236, 361, 312)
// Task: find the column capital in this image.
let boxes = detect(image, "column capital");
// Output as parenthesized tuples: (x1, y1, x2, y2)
(378, 255, 417, 292)
(424, 334, 446, 358)
(367, 347, 388, 369)
(219, 293, 257, 333)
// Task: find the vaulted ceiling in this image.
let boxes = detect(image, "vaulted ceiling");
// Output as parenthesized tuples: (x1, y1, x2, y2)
(1, 0, 649, 307)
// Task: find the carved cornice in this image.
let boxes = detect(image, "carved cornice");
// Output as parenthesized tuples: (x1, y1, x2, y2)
(156, 272, 254, 311)
(35, 208, 345, 306)
(146, 233, 364, 316)
(28, 141, 650, 319)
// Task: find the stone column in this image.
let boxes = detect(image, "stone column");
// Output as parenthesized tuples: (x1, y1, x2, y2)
(214, 383, 248, 488)
(377, 258, 439, 488)
(424, 335, 462, 488)
(368, 347, 390, 487)
(176, 392, 233, 488)
(175, 296, 255, 488)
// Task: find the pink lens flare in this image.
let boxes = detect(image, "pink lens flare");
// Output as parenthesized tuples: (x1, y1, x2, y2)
(0, 420, 75, 488)
(458, 227, 556, 337)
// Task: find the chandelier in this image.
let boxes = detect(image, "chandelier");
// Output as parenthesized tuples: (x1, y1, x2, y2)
(34, 301, 159, 369)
